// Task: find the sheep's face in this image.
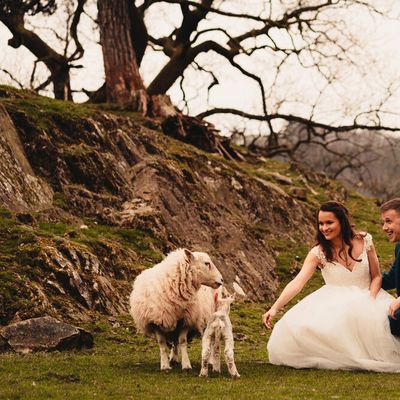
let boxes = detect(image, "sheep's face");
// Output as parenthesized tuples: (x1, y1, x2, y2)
(186, 250, 223, 289)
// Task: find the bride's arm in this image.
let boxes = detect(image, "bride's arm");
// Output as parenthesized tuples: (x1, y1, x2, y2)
(367, 243, 382, 298)
(262, 252, 319, 328)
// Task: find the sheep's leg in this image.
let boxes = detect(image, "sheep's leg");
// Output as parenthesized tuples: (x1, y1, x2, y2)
(224, 333, 240, 378)
(155, 331, 171, 371)
(178, 328, 192, 370)
(199, 328, 212, 377)
(169, 343, 179, 365)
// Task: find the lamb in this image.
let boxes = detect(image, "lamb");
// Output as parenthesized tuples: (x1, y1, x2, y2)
(129, 248, 224, 371)
(199, 292, 240, 378)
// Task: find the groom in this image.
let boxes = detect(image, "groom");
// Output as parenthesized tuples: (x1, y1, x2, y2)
(381, 198, 400, 336)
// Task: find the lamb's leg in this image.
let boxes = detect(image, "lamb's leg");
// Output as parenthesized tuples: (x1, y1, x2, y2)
(224, 332, 240, 378)
(212, 328, 221, 374)
(178, 327, 192, 370)
(199, 328, 212, 377)
(155, 331, 171, 371)
(169, 343, 179, 365)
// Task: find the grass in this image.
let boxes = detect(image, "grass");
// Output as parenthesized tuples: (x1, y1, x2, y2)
(1, 302, 400, 400)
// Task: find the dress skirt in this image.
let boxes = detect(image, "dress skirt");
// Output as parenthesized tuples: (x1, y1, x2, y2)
(267, 285, 400, 372)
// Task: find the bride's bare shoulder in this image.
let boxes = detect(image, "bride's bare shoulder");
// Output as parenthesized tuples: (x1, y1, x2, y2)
(354, 231, 369, 239)
(353, 232, 370, 246)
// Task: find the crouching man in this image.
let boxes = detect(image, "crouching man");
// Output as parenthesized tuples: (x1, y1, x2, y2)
(381, 198, 400, 336)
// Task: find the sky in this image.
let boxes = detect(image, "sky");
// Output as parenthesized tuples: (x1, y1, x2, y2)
(1, 0, 400, 137)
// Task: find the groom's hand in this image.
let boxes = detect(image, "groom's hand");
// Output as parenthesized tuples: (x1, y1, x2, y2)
(388, 298, 400, 319)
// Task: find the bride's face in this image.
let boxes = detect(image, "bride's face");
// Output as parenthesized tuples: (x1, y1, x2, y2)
(318, 211, 341, 241)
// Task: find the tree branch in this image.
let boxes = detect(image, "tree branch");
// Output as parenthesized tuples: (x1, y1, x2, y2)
(68, 0, 86, 61)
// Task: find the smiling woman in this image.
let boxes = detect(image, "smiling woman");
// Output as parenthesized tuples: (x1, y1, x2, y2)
(316, 202, 364, 271)
(262, 200, 400, 372)
(318, 211, 341, 242)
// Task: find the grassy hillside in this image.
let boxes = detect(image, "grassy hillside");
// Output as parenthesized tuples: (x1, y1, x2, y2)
(0, 87, 398, 399)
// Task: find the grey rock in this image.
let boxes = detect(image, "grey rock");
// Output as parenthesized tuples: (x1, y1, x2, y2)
(0, 316, 93, 353)
(0, 104, 53, 211)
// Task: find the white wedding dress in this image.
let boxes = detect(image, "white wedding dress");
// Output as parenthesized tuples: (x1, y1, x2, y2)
(267, 233, 400, 372)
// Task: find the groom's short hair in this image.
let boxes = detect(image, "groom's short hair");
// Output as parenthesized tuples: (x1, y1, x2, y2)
(381, 198, 400, 215)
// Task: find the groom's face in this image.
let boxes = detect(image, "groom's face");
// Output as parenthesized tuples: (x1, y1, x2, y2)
(381, 209, 400, 242)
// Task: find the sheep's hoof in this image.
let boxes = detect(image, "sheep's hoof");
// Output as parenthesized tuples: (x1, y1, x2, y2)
(182, 367, 192, 372)
(199, 372, 208, 378)
(160, 366, 172, 372)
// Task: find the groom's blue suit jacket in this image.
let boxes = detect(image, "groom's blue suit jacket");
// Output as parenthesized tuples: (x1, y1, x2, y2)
(382, 242, 400, 296)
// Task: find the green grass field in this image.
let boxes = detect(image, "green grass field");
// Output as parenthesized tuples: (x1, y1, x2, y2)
(2, 301, 400, 400)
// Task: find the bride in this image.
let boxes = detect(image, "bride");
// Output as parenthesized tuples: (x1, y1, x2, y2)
(263, 201, 400, 372)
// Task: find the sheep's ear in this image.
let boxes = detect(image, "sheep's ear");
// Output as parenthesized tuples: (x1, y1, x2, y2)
(184, 249, 194, 263)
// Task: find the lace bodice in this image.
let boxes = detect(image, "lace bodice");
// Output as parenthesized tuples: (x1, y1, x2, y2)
(310, 233, 373, 289)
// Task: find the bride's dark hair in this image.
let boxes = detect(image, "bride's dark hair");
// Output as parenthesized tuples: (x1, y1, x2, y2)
(316, 201, 360, 263)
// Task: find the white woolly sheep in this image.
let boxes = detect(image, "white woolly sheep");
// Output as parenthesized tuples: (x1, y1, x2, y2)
(129, 248, 224, 371)
(199, 292, 240, 378)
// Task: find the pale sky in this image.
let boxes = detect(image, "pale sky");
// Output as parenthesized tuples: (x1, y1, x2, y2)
(1, 0, 400, 136)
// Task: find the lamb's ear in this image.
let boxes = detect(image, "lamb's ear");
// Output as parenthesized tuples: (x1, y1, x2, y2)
(214, 292, 219, 303)
(184, 249, 194, 264)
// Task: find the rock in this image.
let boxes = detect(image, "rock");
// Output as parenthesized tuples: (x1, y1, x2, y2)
(150, 94, 178, 118)
(0, 316, 93, 353)
(16, 212, 35, 224)
(289, 187, 308, 201)
(265, 172, 293, 185)
(232, 282, 246, 297)
(0, 105, 53, 211)
(0, 335, 12, 352)
(255, 177, 289, 197)
(231, 177, 243, 191)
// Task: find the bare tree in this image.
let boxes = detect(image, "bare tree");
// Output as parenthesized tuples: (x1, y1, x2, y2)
(1, 0, 399, 158)
(268, 122, 400, 200)
(0, 0, 86, 100)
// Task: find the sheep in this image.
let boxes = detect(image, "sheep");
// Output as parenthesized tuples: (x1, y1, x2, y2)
(129, 248, 224, 371)
(199, 292, 240, 378)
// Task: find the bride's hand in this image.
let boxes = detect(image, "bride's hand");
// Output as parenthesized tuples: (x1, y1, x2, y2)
(262, 308, 277, 329)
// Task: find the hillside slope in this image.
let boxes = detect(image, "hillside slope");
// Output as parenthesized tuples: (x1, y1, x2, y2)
(0, 86, 369, 325)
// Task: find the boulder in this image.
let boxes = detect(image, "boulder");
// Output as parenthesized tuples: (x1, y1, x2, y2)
(0, 104, 53, 211)
(0, 316, 93, 353)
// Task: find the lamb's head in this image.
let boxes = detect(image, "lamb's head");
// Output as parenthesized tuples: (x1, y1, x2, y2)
(185, 249, 223, 289)
(215, 291, 235, 314)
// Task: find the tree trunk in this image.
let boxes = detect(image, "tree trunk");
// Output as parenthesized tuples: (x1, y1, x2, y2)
(98, 0, 147, 113)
